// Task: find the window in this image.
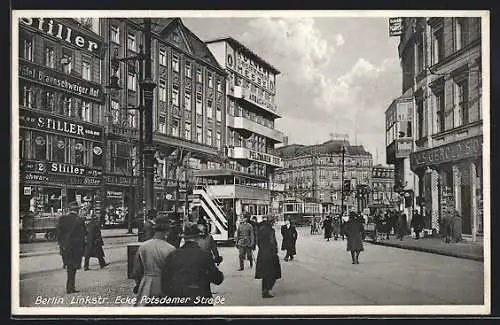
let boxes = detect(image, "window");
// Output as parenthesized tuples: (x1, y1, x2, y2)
(216, 107, 221, 122)
(81, 101, 92, 122)
(184, 92, 191, 111)
(184, 122, 191, 140)
(111, 100, 120, 124)
(216, 131, 221, 149)
(21, 85, 35, 108)
(23, 36, 33, 61)
(196, 125, 202, 143)
(432, 27, 444, 65)
(208, 73, 213, 88)
(62, 96, 73, 117)
(229, 100, 235, 116)
(158, 115, 166, 133)
(45, 46, 55, 68)
(217, 79, 222, 92)
(171, 119, 179, 137)
(416, 34, 424, 73)
(172, 54, 179, 72)
(455, 18, 468, 51)
(127, 71, 137, 91)
(111, 25, 120, 44)
(416, 98, 424, 139)
(172, 85, 179, 106)
(435, 89, 445, 133)
(196, 93, 202, 115)
(72, 140, 85, 165)
(50, 135, 66, 163)
(82, 60, 91, 81)
(61, 50, 73, 74)
(196, 68, 202, 83)
(42, 91, 55, 111)
(185, 61, 192, 78)
(207, 100, 213, 119)
(159, 79, 166, 102)
(127, 111, 137, 128)
(455, 79, 469, 126)
(127, 33, 136, 51)
(159, 49, 167, 66)
(206, 129, 212, 146)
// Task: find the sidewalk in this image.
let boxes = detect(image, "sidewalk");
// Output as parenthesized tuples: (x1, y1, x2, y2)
(101, 228, 138, 239)
(368, 235, 484, 261)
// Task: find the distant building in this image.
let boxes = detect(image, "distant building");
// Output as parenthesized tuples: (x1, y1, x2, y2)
(369, 164, 396, 211)
(275, 140, 373, 215)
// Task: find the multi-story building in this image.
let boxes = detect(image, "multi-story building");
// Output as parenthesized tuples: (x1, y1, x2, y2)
(100, 18, 227, 224)
(18, 18, 106, 221)
(369, 164, 396, 211)
(275, 140, 373, 215)
(393, 17, 483, 240)
(196, 37, 286, 219)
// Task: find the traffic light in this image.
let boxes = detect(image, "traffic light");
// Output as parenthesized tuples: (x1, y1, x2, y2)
(343, 179, 351, 193)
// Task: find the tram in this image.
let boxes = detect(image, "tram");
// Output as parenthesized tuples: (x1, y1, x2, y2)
(282, 199, 323, 226)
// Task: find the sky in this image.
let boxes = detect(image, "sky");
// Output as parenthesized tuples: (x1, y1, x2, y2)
(182, 16, 402, 165)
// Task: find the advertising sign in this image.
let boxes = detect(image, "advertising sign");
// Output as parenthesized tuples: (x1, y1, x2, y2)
(389, 17, 403, 37)
(23, 160, 102, 177)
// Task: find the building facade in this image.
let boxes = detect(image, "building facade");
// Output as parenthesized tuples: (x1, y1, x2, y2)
(275, 140, 373, 215)
(395, 17, 483, 240)
(369, 164, 397, 212)
(18, 18, 106, 221)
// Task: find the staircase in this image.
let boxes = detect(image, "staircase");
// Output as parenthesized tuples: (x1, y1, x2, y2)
(192, 185, 230, 242)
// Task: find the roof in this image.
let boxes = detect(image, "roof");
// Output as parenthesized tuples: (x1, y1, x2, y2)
(275, 140, 372, 159)
(205, 37, 280, 75)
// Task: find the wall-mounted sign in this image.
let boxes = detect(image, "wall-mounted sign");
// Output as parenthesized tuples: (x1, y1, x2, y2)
(24, 186, 32, 195)
(103, 174, 139, 186)
(389, 17, 403, 37)
(23, 160, 102, 177)
(19, 108, 103, 140)
(20, 18, 105, 58)
(23, 172, 101, 186)
(106, 190, 123, 199)
(248, 149, 283, 167)
(19, 60, 104, 103)
(410, 136, 482, 170)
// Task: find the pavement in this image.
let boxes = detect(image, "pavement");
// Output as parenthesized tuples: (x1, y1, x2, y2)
(17, 226, 485, 309)
(367, 235, 484, 261)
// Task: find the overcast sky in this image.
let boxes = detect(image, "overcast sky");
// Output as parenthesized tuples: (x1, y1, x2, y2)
(183, 16, 402, 165)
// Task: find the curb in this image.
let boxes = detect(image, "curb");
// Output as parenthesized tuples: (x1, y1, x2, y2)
(368, 240, 484, 262)
(20, 243, 134, 258)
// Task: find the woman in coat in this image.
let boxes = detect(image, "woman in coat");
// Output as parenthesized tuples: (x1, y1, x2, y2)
(346, 212, 364, 264)
(321, 216, 333, 241)
(255, 216, 281, 298)
(280, 218, 298, 261)
(132, 216, 176, 306)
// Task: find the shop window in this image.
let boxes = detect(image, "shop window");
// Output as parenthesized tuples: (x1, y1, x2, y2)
(33, 132, 47, 160)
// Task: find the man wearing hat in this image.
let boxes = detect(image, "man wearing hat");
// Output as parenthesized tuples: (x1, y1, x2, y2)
(83, 214, 109, 270)
(161, 222, 224, 306)
(132, 216, 176, 306)
(142, 209, 157, 242)
(56, 201, 86, 294)
(235, 212, 255, 271)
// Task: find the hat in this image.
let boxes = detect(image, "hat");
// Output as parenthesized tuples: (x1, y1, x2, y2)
(68, 201, 80, 211)
(182, 222, 204, 239)
(152, 216, 172, 231)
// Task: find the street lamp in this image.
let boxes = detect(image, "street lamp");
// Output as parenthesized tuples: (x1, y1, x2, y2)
(107, 18, 156, 242)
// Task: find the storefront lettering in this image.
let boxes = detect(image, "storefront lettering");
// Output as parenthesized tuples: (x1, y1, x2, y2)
(410, 136, 482, 170)
(20, 18, 103, 56)
(248, 150, 283, 167)
(23, 172, 101, 185)
(20, 61, 104, 103)
(51, 162, 84, 175)
(23, 160, 102, 177)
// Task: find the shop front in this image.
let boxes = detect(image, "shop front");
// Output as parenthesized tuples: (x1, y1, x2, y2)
(102, 174, 139, 228)
(410, 135, 483, 241)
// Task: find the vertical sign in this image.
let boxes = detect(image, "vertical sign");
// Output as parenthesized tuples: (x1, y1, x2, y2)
(389, 17, 403, 37)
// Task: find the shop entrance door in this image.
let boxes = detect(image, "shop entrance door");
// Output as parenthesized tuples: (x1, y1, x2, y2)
(461, 184, 472, 235)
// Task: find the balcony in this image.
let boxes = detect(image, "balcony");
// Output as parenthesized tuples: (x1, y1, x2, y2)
(232, 86, 281, 118)
(227, 115, 285, 143)
(228, 146, 283, 168)
(386, 138, 413, 164)
(206, 184, 271, 201)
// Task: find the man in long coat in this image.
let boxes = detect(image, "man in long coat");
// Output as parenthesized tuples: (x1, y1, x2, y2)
(322, 216, 333, 241)
(133, 216, 176, 306)
(280, 218, 298, 261)
(346, 212, 364, 264)
(56, 201, 86, 293)
(255, 216, 281, 298)
(84, 215, 109, 270)
(235, 213, 255, 270)
(396, 212, 408, 241)
(332, 214, 342, 240)
(161, 222, 224, 306)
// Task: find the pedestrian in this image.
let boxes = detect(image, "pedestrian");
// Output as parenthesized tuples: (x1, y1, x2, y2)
(132, 216, 176, 306)
(321, 215, 333, 241)
(142, 209, 157, 242)
(332, 214, 341, 240)
(197, 222, 223, 266)
(411, 211, 424, 240)
(452, 210, 463, 243)
(280, 218, 298, 261)
(441, 210, 452, 243)
(235, 213, 255, 270)
(166, 213, 182, 248)
(341, 213, 349, 240)
(56, 201, 86, 294)
(83, 215, 110, 270)
(396, 212, 408, 241)
(161, 222, 224, 306)
(255, 215, 281, 298)
(249, 216, 259, 251)
(346, 212, 364, 264)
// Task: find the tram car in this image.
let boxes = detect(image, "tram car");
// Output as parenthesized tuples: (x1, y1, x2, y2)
(282, 199, 323, 226)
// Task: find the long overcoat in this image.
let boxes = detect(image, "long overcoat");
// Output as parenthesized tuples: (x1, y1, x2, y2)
(56, 212, 86, 268)
(280, 224, 298, 255)
(255, 221, 281, 280)
(322, 217, 333, 239)
(346, 218, 364, 252)
(161, 241, 224, 306)
(332, 216, 342, 235)
(84, 219, 105, 258)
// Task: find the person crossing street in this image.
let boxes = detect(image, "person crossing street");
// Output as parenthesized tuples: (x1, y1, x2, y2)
(235, 212, 255, 271)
